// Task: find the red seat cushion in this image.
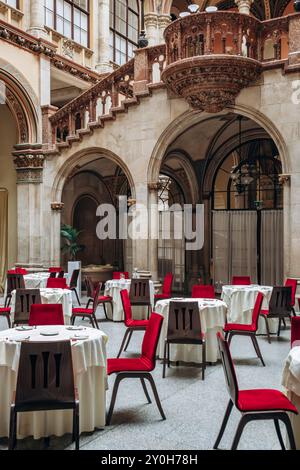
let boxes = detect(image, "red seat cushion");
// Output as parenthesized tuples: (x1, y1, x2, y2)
(125, 319, 149, 328)
(0, 308, 11, 313)
(107, 357, 153, 375)
(224, 323, 256, 332)
(98, 296, 112, 302)
(72, 308, 93, 315)
(237, 389, 298, 413)
(260, 309, 269, 315)
(155, 294, 170, 300)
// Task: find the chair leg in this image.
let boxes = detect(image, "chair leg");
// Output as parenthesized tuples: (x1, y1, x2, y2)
(117, 329, 131, 358)
(163, 340, 168, 379)
(73, 288, 81, 306)
(85, 299, 92, 309)
(4, 314, 11, 329)
(231, 415, 248, 450)
(74, 404, 80, 450)
(71, 315, 76, 326)
(8, 407, 17, 451)
(145, 374, 166, 420)
(227, 332, 233, 346)
(251, 335, 265, 367)
(274, 419, 285, 450)
(140, 378, 152, 403)
(167, 342, 171, 368)
(261, 315, 271, 344)
(277, 318, 282, 337)
(213, 400, 233, 450)
(292, 307, 296, 317)
(280, 413, 297, 450)
(202, 342, 206, 381)
(93, 314, 100, 330)
(124, 330, 133, 352)
(106, 374, 123, 425)
(102, 303, 108, 320)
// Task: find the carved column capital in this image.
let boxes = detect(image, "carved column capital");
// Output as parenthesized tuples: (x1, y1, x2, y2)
(13, 144, 45, 184)
(148, 182, 163, 191)
(278, 174, 291, 185)
(145, 13, 159, 28)
(234, 0, 254, 15)
(51, 202, 65, 211)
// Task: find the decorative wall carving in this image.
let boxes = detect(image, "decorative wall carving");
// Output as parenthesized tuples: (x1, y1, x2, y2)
(13, 145, 45, 184)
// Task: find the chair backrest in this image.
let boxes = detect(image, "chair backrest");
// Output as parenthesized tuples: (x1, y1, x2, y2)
(15, 341, 75, 409)
(113, 272, 129, 280)
(217, 332, 239, 406)
(49, 267, 62, 273)
(46, 277, 68, 289)
(7, 273, 25, 295)
(232, 276, 251, 285)
(69, 269, 80, 288)
(251, 292, 264, 331)
(285, 278, 297, 307)
(85, 276, 94, 298)
(49, 272, 57, 279)
(167, 301, 202, 342)
(29, 304, 64, 326)
(16, 268, 28, 275)
(268, 286, 292, 317)
(57, 270, 65, 278)
(129, 279, 151, 305)
(141, 312, 164, 369)
(14, 289, 41, 325)
(291, 316, 300, 347)
(192, 284, 215, 299)
(162, 272, 173, 296)
(120, 289, 133, 324)
(91, 282, 101, 313)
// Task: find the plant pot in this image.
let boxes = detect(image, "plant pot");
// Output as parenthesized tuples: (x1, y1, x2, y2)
(68, 261, 81, 299)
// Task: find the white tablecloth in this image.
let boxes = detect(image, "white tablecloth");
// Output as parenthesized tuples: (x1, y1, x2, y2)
(282, 346, 300, 449)
(11, 288, 73, 325)
(155, 298, 227, 364)
(0, 325, 108, 439)
(221, 285, 277, 334)
(104, 279, 155, 322)
(4, 272, 70, 297)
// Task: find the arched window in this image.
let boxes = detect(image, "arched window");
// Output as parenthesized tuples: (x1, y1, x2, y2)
(110, 0, 139, 65)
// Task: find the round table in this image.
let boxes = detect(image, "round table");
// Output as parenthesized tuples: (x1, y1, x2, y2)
(4, 272, 70, 297)
(0, 325, 108, 439)
(155, 298, 227, 363)
(104, 279, 155, 322)
(282, 345, 300, 449)
(11, 288, 73, 324)
(221, 284, 277, 334)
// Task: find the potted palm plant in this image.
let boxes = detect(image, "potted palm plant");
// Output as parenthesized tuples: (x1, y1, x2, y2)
(61, 224, 85, 298)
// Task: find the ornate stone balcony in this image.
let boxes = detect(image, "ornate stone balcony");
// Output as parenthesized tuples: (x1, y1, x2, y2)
(161, 11, 290, 112)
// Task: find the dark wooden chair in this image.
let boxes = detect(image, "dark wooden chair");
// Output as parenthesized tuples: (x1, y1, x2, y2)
(224, 293, 265, 366)
(129, 279, 152, 319)
(260, 286, 292, 343)
(163, 301, 206, 380)
(14, 289, 41, 327)
(85, 277, 113, 320)
(58, 270, 65, 278)
(9, 340, 79, 450)
(71, 282, 101, 329)
(49, 272, 57, 279)
(69, 269, 81, 306)
(214, 332, 297, 450)
(291, 316, 300, 348)
(5, 273, 25, 308)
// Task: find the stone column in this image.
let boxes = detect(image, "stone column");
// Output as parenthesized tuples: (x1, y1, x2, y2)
(158, 14, 172, 44)
(96, 0, 113, 73)
(148, 182, 160, 281)
(13, 145, 45, 268)
(27, 0, 47, 38)
(145, 13, 159, 47)
(235, 0, 254, 15)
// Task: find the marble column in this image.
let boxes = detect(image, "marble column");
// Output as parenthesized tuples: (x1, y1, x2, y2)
(158, 14, 172, 44)
(235, 0, 254, 15)
(145, 13, 159, 47)
(27, 0, 47, 38)
(96, 0, 113, 73)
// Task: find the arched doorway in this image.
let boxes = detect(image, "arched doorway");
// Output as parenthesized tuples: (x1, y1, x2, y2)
(73, 196, 99, 265)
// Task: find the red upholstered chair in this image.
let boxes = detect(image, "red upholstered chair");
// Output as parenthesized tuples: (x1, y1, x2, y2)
(85, 277, 113, 320)
(0, 307, 11, 328)
(14, 268, 28, 275)
(154, 273, 173, 303)
(29, 304, 64, 326)
(192, 284, 215, 299)
(232, 276, 251, 285)
(106, 312, 165, 425)
(291, 316, 300, 348)
(224, 293, 265, 366)
(113, 272, 129, 280)
(214, 332, 298, 450)
(46, 277, 68, 289)
(285, 278, 297, 316)
(71, 283, 101, 329)
(117, 289, 149, 358)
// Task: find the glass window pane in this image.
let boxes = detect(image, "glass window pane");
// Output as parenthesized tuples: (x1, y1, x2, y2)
(64, 1, 72, 21)
(57, 0, 64, 15)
